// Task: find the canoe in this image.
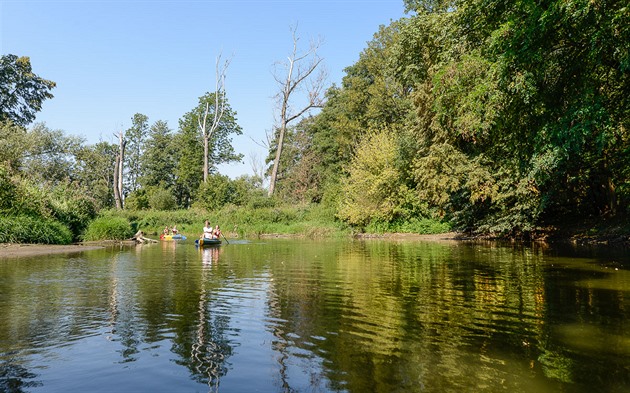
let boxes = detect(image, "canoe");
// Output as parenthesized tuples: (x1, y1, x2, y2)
(195, 237, 222, 246)
(160, 234, 187, 241)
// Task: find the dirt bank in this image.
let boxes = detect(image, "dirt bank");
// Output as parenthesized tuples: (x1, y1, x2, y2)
(0, 243, 105, 258)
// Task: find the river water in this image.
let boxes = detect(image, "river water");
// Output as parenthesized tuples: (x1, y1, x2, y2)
(0, 238, 629, 392)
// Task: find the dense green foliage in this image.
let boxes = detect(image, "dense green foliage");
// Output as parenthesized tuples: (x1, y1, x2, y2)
(82, 216, 134, 241)
(0, 155, 97, 243)
(0, 215, 73, 244)
(0, 54, 56, 126)
(279, 0, 629, 237)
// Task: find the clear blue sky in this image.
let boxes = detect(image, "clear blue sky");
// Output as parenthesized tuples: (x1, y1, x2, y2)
(1, 0, 405, 178)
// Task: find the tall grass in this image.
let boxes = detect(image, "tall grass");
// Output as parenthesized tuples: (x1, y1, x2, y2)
(0, 215, 73, 244)
(82, 216, 134, 241)
(93, 202, 450, 241)
(98, 204, 350, 239)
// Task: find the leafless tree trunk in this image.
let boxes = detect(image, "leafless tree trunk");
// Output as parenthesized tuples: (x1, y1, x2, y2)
(199, 54, 231, 183)
(268, 25, 326, 197)
(113, 130, 126, 209)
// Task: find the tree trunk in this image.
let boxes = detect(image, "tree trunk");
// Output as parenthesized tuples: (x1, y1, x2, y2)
(113, 154, 122, 209)
(113, 130, 126, 209)
(268, 122, 287, 197)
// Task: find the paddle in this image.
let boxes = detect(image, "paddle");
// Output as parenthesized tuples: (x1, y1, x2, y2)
(221, 232, 230, 244)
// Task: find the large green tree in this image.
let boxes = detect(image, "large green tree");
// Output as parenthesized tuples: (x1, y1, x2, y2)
(0, 55, 56, 126)
(141, 120, 176, 190)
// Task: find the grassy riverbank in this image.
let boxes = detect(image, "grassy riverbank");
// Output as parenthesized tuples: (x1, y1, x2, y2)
(90, 204, 352, 240)
(4, 200, 627, 245)
(84, 203, 452, 241)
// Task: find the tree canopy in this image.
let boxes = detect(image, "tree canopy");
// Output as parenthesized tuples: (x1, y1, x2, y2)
(277, 0, 630, 237)
(0, 54, 56, 126)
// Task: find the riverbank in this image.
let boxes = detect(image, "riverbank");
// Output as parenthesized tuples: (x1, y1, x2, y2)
(2, 225, 628, 259)
(0, 243, 105, 258)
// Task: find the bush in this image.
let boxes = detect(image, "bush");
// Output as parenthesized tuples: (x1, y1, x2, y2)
(148, 187, 177, 211)
(365, 217, 451, 235)
(125, 189, 150, 210)
(194, 175, 233, 210)
(82, 216, 134, 241)
(50, 187, 98, 240)
(0, 215, 73, 244)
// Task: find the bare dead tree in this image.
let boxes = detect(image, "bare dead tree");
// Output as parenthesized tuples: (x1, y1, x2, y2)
(113, 129, 126, 209)
(248, 150, 267, 187)
(199, 53, 232, 183)
(268, 25, 327, 197)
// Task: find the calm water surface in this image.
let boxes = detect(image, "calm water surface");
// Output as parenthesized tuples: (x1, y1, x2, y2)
(1, 239, 629, 392)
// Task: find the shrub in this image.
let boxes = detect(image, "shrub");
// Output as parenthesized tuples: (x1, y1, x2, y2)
(0, 215, 73, 244)
(125, 189, 150, 210)
(194, 175, 232, 210)
(365, 217, 451, 235)
(148, 187, 177, 211)
(82, 216, 133, 241)
(50, 189, 98, 240)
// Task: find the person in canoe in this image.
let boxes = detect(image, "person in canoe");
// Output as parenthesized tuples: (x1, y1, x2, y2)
(163, 226, 170, 235)
(213, 225, 222, 239)
(172, 225, 178, 235)
(202, 220, 213, 239)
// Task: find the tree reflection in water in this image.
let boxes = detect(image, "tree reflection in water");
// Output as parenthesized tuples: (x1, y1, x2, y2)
(173, 246, 231, 391)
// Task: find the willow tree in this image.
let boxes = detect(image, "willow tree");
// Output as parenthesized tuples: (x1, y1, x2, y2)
(268, 25, 327, 197)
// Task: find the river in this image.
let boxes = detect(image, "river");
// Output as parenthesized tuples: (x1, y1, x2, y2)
(1, 238, 629, 392)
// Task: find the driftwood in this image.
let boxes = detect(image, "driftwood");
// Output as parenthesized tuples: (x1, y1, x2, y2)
(131, 230, 158, 244)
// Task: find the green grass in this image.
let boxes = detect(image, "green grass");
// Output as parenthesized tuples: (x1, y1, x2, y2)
(85, 203, 451, 241)
(0, 215, 73, 244)
(82, 216, 134, 241)
(96, 204, 350, 239)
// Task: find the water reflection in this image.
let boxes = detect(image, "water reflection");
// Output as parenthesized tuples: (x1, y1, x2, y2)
(0, 240, 629, 392)
(201, 246, 221, 266)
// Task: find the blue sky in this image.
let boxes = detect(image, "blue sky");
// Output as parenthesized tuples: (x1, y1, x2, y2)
(1, 0, 405, 178)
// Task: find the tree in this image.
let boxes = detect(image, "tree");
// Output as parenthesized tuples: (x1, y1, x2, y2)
(113, 130, 126, 209)
(295, 21, 414, 205)
(268, 25, 327, 196)
(0, 55, 56, 126)
(141, 120, 175, 189)
(73, 141, 117, 209)
(175, 92, 242, 207)
(269, 118, 322, 202)
(199, 54, 232, 183)
(125, 113, 148, 193)
(338, 129, 405, 226)
(19, 123, 85, 185)
(0, 120, 29, 171)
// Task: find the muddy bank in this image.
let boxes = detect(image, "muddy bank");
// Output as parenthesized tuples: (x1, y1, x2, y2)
(0, 243, 107, 258)
(0, 240, 149, 258)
